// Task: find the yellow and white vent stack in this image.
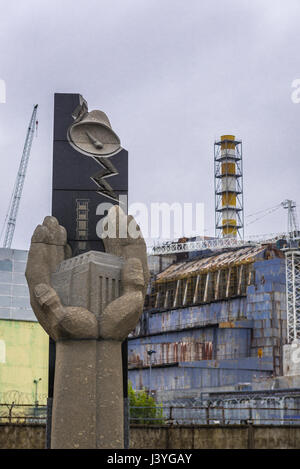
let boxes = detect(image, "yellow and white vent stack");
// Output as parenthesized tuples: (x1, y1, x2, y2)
(214, 135, 244, 239)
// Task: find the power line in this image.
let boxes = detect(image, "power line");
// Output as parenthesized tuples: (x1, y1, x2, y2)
(245, 205, 281, 227)
(245, 203, 282, 219)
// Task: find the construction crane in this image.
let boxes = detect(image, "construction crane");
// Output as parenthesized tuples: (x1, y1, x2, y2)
(282, 199, 299, 240)
(281, 200, 300, 343)
(285, 249, 300, 343)
(1, 104, 38, 248)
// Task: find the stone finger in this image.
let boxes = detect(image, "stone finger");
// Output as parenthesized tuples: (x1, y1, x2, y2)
(122, 258, 144, 289)
(34, 283, 62, 309)
(31, 225, 49, 243)
(127, 215, 142, 240)
(99, 291, 144, 341)
(43, 216, 67, 246)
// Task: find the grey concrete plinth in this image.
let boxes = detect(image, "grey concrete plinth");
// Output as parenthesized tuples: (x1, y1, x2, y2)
(52, 339, 123, 449)
(50, 251, 124, 449)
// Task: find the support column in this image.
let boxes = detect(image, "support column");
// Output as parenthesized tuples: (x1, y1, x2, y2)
(52, 340, 123, 449)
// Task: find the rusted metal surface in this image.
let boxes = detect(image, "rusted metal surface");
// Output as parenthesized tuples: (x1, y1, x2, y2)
(128, 341, 213, 368)
(155, 246, 278, 282)
(131, 296, 251, 339)
(128, 323, 252, 369)
(128, 356, 274, 392)
(219, 321, 236, 328)
(146, 246, 285, 310)
(148, 263, 254, 310)
(129, 252, 287, 396)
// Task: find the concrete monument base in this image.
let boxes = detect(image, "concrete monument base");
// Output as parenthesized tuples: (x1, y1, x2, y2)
(52, 339, 123, 449)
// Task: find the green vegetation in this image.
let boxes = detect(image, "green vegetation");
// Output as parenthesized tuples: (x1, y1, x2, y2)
(128, 381, 165, 425)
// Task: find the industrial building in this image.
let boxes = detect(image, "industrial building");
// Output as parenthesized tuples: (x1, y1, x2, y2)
(127, 135, 300, 422)
(0, 248, 48, 406)
(128, 243, 287, 398)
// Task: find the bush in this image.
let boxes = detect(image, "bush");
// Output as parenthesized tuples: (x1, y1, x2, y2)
(128, 381, 164, 425)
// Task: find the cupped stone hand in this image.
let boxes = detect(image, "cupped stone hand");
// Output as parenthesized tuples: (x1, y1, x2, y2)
(25, 207, 149, 342)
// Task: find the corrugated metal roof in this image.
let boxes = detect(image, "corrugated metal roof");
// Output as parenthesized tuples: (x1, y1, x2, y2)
(155, 245, 272, 282)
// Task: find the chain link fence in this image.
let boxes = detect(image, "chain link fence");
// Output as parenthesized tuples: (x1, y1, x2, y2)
(1, 400, 300, 426)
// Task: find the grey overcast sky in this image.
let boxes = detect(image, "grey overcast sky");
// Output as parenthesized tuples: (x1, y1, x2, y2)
(0, 0, 299, 249)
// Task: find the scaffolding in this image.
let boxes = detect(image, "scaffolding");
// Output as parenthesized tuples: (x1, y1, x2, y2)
(285, 250, 300, 343)
(214, 135, 244, 240)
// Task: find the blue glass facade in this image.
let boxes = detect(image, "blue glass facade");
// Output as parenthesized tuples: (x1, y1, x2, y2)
(0, 248, 35, 321)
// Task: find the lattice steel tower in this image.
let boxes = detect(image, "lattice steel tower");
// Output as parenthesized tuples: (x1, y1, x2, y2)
(282, 199, 300, 240)
(283, 200, 300, 343)
(2, 104, 38, 248)
(286, 250, 300, 343)
(214, 135, 244, 239)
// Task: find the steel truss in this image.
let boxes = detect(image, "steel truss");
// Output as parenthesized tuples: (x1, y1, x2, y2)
(285, 250, 300, 343)
(151, 237, 255, 256)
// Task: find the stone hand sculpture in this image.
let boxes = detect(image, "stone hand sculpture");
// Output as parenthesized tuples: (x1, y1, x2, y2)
(25, 206, 149, 449)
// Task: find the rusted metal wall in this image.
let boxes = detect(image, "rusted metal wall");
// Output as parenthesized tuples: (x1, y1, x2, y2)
(133, 296, 248, 337)
(128, 326, 251, 368)
(129, 340, 213, 367)
(145, 246, 284, 311)
(128, 257, 286, 395)
(128, 357, 273, 393)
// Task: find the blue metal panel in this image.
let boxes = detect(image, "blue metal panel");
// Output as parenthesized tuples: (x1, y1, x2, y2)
(128, 365, 273, 392)
(181, 357, 273, 370)
(129, 256, 287, 395)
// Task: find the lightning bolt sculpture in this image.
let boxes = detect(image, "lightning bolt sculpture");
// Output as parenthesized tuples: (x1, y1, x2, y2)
(67, 98, 122, 202)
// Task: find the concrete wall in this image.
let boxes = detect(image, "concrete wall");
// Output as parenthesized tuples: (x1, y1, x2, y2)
(130, 424, 300, 449)
(0, 424, 45, 449)
(0, 320, 49, 404)
(1, 424, 300, 449)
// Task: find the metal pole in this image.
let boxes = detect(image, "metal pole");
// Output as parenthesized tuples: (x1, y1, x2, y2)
(33, 378, 41, 407)
(149, 357, 152, 395)
(147, 350, 156, 397)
